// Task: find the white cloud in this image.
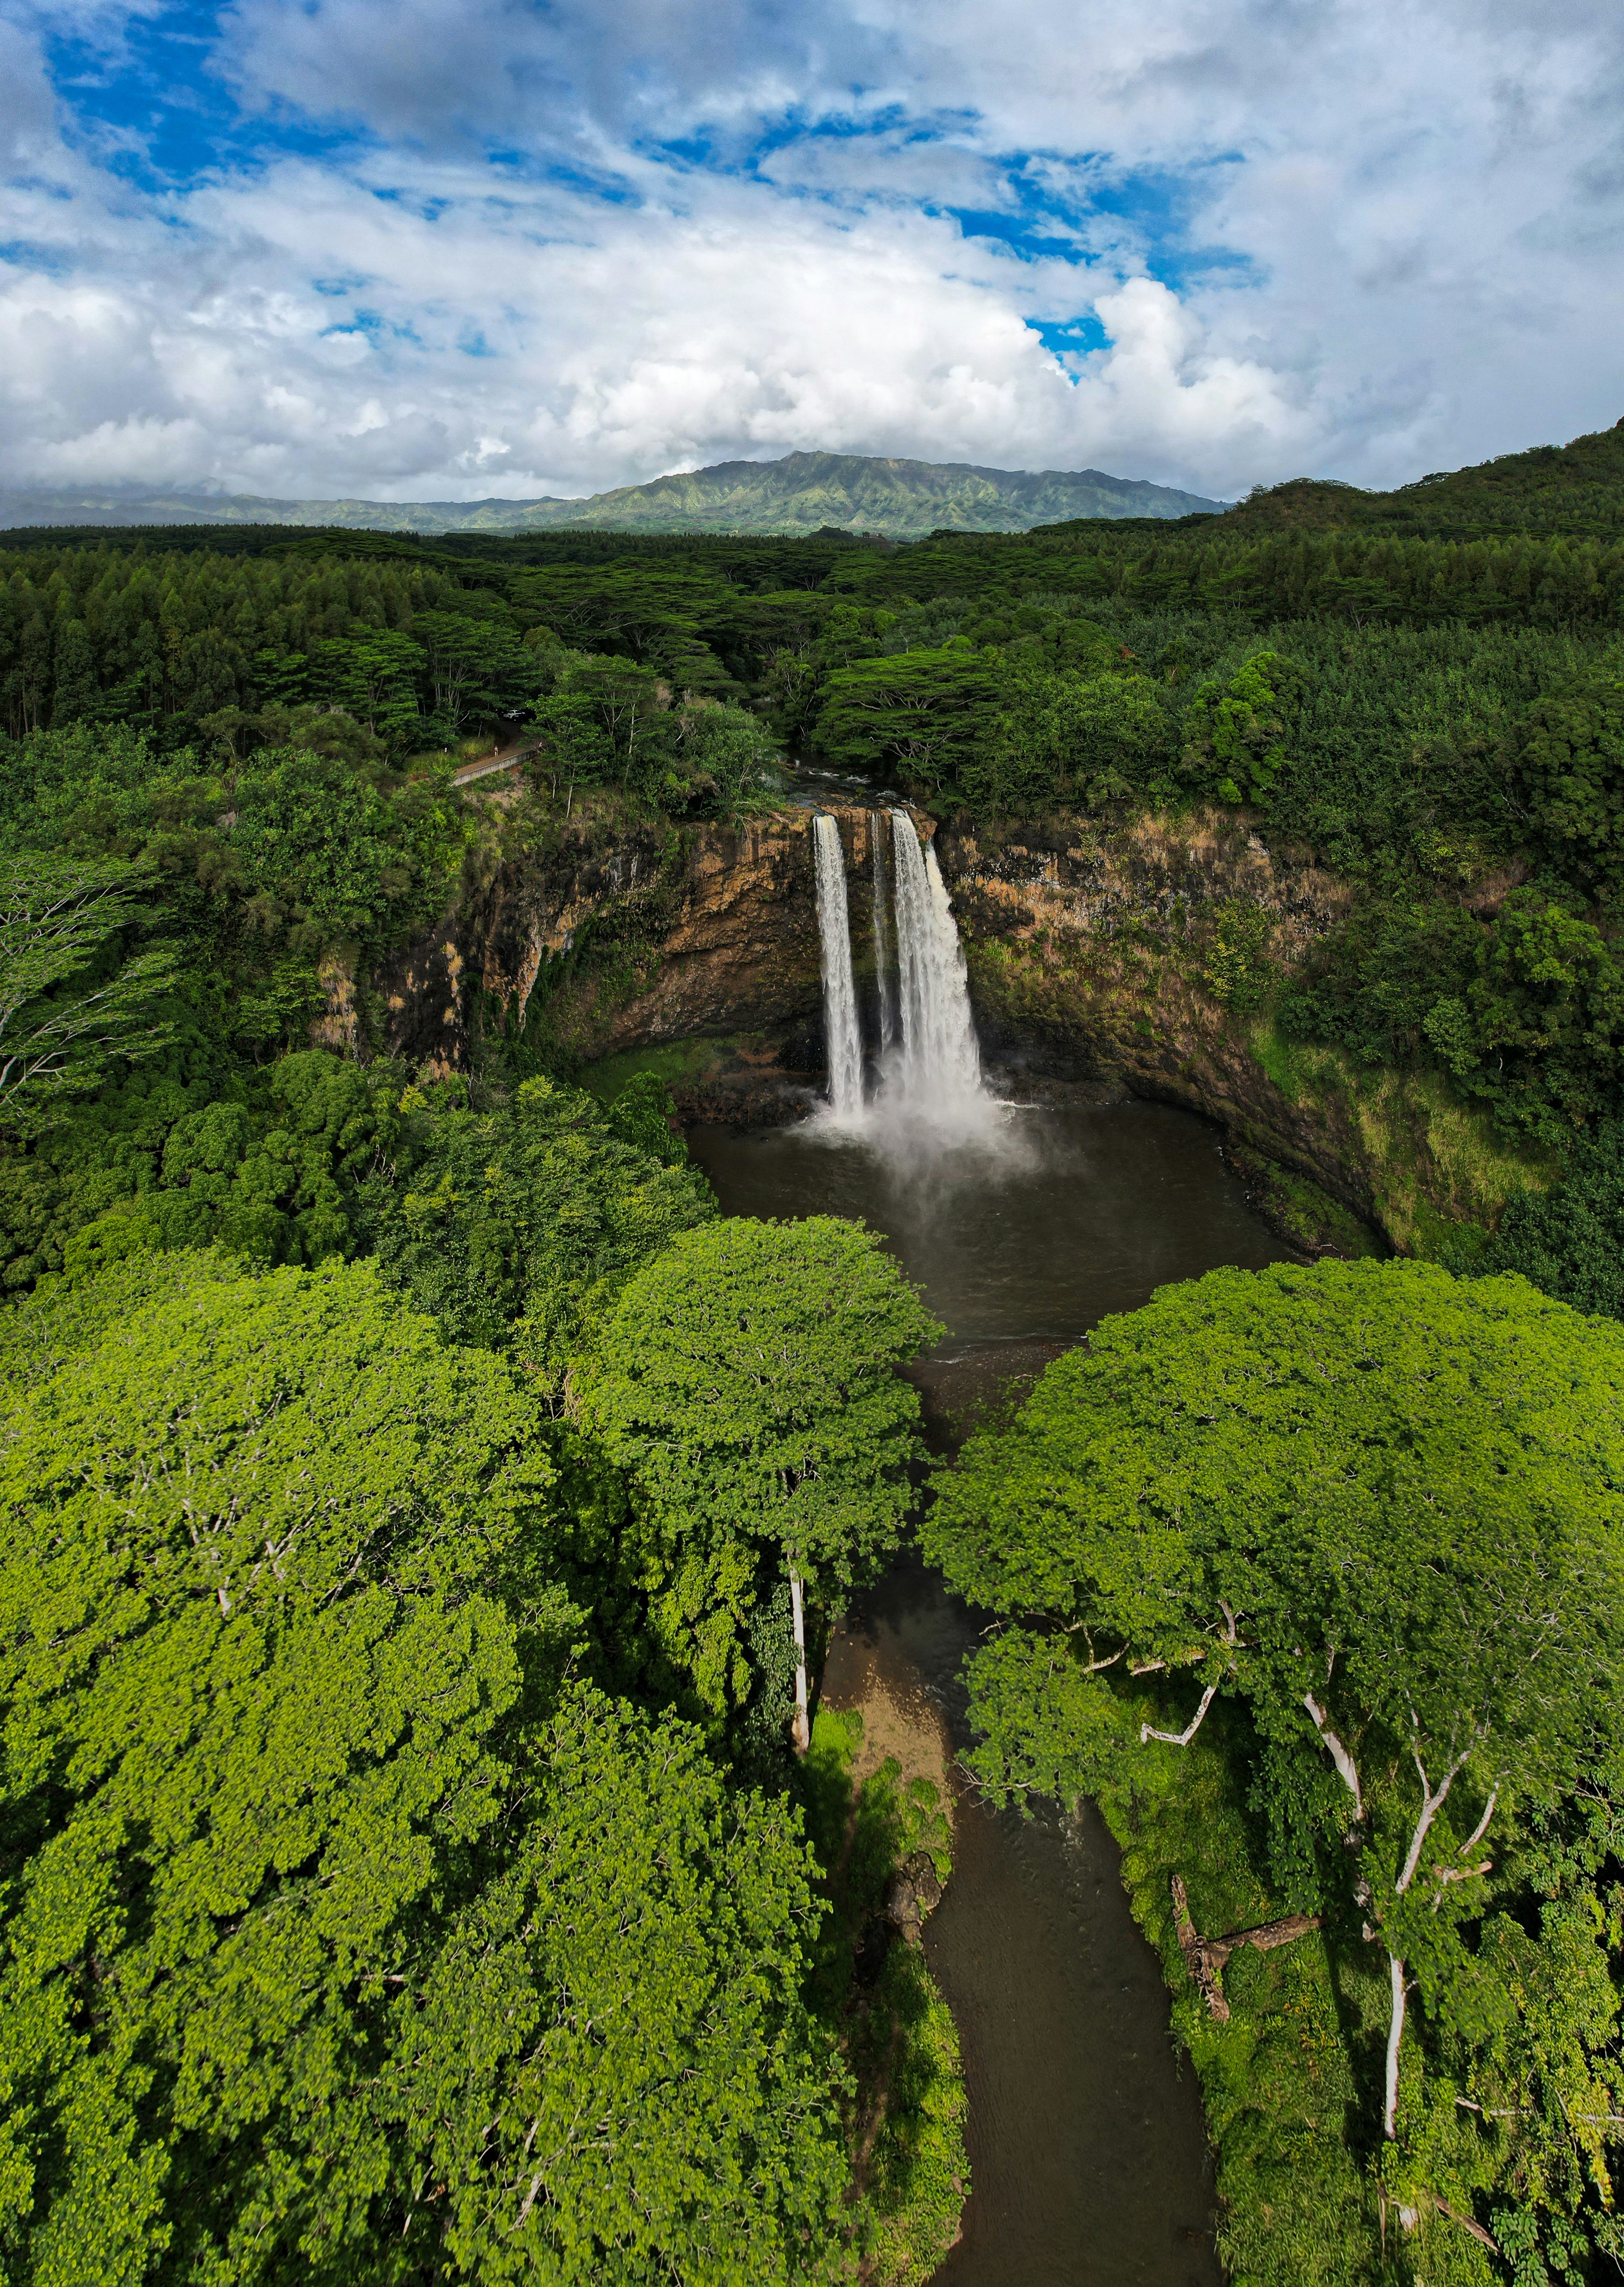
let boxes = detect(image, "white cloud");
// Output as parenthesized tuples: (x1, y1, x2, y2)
(0, 0, 1621, 500)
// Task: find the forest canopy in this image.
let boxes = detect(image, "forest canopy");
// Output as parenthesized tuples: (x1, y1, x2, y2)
(4, 424, 1624, 2284)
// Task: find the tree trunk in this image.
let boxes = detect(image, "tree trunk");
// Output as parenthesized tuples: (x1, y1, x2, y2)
(1171, 1874, 1321, 2022)
(1384, 1952, 1407, 2139)
(789, 1566, 810, 1755)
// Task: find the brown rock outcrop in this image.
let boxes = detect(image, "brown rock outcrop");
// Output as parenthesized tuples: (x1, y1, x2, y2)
(378, 808, 880, 1074)
(934, 810, 1540, 1245)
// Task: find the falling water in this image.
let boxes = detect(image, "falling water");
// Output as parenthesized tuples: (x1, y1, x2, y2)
(869, 810, 898, 1055)
(812, 813, 864, 1121)
(884, 809, 989, 1129)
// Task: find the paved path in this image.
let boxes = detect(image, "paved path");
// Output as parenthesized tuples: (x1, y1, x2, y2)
(451, 738, 538, 787)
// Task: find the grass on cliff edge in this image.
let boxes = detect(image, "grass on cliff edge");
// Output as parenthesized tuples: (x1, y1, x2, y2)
(1246, 1021, 1552, 1254)
(799, 1707, 969, 2287)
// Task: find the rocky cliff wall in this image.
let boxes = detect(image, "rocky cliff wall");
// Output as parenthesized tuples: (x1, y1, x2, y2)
(359, 800, 1539, 1250)
(372, 807, 874, 1087)
(932, 812, 1542, 1251)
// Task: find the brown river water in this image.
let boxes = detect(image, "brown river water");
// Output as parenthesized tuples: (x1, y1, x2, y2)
(687, 1100, 1293, 2287)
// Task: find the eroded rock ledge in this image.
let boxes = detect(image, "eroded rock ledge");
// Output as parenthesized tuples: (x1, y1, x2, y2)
(359, 802, 1537, 1250)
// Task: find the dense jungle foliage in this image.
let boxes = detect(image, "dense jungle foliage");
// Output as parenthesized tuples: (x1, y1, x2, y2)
(3, 421, 1624, 2285)
(928, 1261, 1624, 2287)
(15, 422, 1619, 1183)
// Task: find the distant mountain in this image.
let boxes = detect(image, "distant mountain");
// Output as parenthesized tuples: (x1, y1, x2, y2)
(0, 451, 1226, 540)
(1224, 420, 1624, 536)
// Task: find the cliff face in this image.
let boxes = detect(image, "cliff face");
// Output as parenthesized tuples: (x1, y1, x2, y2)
(933, 813, 1540, 1249)
(377, 808, 871, 1076)
(363, 801, 1538, 1249)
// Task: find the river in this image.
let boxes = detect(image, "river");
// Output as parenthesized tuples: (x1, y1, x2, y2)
(687, 1098, 1294, 2286)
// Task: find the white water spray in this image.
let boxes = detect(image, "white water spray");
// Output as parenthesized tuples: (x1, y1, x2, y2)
(812, 813, 864, 1121)
(882, 810, 987, 1129)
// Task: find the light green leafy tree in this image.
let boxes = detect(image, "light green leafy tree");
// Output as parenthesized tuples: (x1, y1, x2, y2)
(1181, 650, 1294, 805)
(0, 1254, 557, 2283)
(528, 690, 618, 793)
(374, 1073, 715, 1371)
(926, 1261, 1624, 2233)
(0, 1253, 853, 2285)
(384, 1685, 852, 2285)
(0, 853, 177, 1117)
(672, 702, 784, 816)
(583, 1217, 939, 1749)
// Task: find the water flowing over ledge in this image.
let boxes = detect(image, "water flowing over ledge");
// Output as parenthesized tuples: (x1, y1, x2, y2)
(813, 813, 864, 1121)
(812, 809, 1000, 1152)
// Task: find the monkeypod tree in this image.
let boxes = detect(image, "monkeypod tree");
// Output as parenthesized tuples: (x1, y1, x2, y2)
(583, 1216, 939, 1750)
(0, 1254, 856, 2285)
(925, 1262, 1624, 2153)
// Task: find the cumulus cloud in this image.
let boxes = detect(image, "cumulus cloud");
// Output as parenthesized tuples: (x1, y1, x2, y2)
(0, 0, 1621, 500)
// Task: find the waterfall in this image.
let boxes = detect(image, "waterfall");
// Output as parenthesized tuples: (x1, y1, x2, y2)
(809, 806, 992, 1143)
(869, 810, 898, 1055)
(884, 810, 987, 1123)
(812, 814, 864, 1120)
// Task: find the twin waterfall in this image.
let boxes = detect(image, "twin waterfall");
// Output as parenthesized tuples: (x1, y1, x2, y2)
(812, 814, 865, 1120)
(812, 809, 990, 1137)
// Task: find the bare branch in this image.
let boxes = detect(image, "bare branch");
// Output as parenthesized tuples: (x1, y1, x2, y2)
(1431, 1862, 1492, 1909)
(1397, 1738, 1472, 1896)
(1458, 1789, 1498, 1858)
(1303, 1692, 1363, 1818)
(1384, 1953, 1407, 2139)
(1057, 1625, 1127, 1675)
(1434, 2199, 1500, 2255)
(1172, 1873, 1320, 2022)
(1142, 1680, 1218, 1748)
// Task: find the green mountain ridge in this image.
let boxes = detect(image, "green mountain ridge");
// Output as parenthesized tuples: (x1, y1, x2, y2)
(0, 449, 1226, 540)
(1225, 417, 1624, 535)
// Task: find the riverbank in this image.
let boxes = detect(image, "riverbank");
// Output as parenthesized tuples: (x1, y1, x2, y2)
(799, 1694, 968, 2286)
(1084, 1700, 1391, 2286)
(690, 1105, 1270, 2282)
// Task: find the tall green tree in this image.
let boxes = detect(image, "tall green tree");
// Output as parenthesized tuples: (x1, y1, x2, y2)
(0, 853, 177, 1117)
(373, 1073, 714, 1370)
(0, 1253, 561, 2282)
(0, 1253, 855, 2285)
(927, 1262, 1624, 2179)
(583, 1217, 939, 1749)
(812, 645, 1002, 792)
(385, 1683, 851, 2286)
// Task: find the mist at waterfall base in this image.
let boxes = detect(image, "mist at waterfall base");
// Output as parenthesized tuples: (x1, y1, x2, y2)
(812, 809, 1007, 1163)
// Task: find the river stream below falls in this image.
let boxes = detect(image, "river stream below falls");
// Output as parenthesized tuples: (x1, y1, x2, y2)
(687, 1099, 1295, 2286)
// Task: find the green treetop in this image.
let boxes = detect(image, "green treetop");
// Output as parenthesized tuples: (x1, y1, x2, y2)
(925, 1260, 1624, 2181)
(582, 1216, 940, 1750)
(0, 1253, 853, 2285)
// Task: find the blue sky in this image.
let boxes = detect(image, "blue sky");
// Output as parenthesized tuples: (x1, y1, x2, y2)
(1, 0, 1621, 500)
